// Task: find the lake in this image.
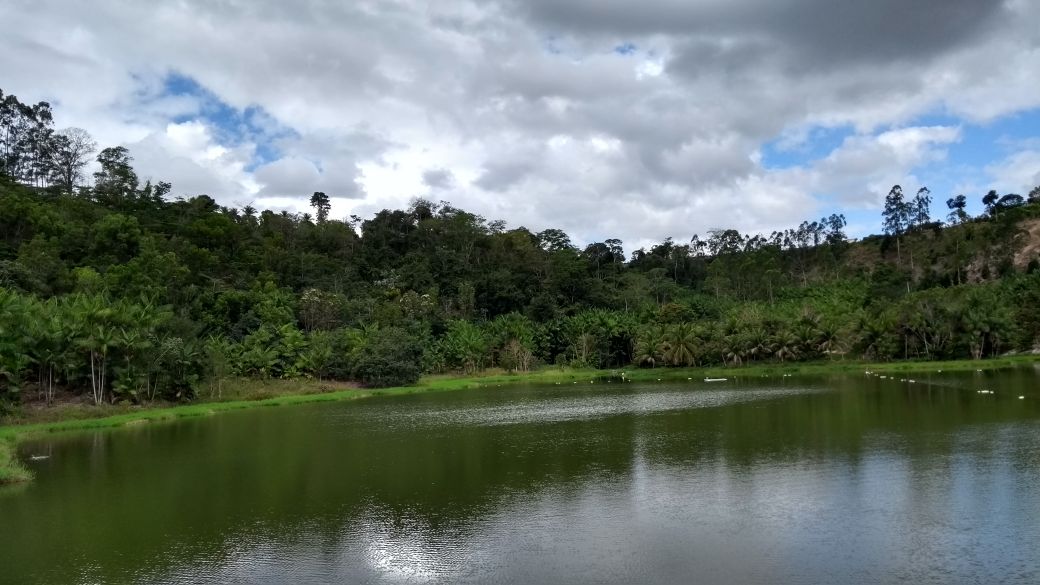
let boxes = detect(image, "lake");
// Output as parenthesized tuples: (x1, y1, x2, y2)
(3, 368, 1040, 584)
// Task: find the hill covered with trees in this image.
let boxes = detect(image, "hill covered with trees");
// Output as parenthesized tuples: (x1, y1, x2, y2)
(2, 86, 1040, 410)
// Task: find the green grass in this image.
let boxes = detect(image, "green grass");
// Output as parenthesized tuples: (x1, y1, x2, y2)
(0, 436, 31, 485)
(614, 355, 1040, 381)
(1, 355, 1037, 484)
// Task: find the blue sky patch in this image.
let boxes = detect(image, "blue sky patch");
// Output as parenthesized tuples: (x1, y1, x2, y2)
(762, 108, 1040, 230)
(152, 72, 295, 170)
(760, 124, 855, 169)
(614, 42, 637, 56)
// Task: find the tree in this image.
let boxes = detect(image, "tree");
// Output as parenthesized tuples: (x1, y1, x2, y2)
(771, 330, 800, 363)
(662, 322, 699, 366)
(946, 195, 968, 225)
(0, 90, 57, 186)
(633, 326, 665, 367)
(47, 128, 96, 193)
(910, 187, 931, 228)
(352, 327, 423, 387)
(442, 320, 488, 373)
(982, 190, 999, 217)
(882, 185, 908, 249)
(93, 146, 139, 206)
(537, 229, 573, 252)
(996, 194, 1024, 211)
(301, 331, 333, 381)
(310, 191, 331, 224)
(882, 184, 913, 274)
(1029, 186, 1040, 204)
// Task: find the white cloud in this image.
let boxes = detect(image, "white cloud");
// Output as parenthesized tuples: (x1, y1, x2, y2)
(2, 0, 1038, 248)
(986, 151, 1040, 194)
(128, 121, 258, 201)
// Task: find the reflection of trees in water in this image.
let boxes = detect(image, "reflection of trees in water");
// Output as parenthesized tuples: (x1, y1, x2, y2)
(2, 371, 1038, 583)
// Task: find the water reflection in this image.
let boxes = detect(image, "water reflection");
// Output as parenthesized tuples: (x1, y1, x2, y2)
(3, 370, 1039, 584)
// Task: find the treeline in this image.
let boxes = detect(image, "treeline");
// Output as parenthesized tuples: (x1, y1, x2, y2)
(2, 85, 1040, 407)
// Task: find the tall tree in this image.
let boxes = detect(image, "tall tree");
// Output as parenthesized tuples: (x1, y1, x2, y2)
(996, 193, 1024, 211)
(310, 191, 331, 224)
(47, 128, 96, 193)
(946, 194, 968, 225)
(882, 185, 909, 263)
(910, 187, 931, 228)
(982, 190, 999, 217)
(1029, 186, 1040, 204)
(93, 146, 138, 206)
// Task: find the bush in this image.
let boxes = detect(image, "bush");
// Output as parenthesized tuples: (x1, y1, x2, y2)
(352, 327, 423, 387)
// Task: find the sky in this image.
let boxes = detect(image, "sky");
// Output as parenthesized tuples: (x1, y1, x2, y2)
(2, 0, 1039, 250)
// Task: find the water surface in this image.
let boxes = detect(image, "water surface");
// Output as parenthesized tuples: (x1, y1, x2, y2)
(3, 368, 1040, 584)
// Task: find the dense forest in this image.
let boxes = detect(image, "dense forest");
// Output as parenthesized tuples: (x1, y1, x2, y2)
(2, 86, 1040, 409)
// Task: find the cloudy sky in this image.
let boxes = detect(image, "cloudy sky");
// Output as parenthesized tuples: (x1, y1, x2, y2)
(3, 0, 1039, 249)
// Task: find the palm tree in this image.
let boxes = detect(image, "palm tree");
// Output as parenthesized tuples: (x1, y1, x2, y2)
(663, 323, 699, 367)
(745, 327, 769, 362)
(80, 324, 115, 405)
(772, 331, 800, 363)
(816, 322, 840, 358)
(722, 334, 745, 367)
(633, 326, 665, 368)
(115, 327, 152, 400)
(794, 324, 819, 359)
(29, 314, 64, 403)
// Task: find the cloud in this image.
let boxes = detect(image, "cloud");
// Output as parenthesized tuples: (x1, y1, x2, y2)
(422, 168, 456, 189)
(253, 157, 365, 199)
(2, 0, 1039, 250)
(127, 121, 258, 201)
(987, 151, 1040, 194)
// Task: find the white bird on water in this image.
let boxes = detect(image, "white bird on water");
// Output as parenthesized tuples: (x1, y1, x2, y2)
(30, 455, 50, 461)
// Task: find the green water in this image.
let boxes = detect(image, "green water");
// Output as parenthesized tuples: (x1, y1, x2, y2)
(3, 368, 1040, 584)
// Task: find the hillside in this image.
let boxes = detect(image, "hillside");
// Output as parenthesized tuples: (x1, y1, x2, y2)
(3, 80, 1040, 407)
(2, 166, 1040, 413)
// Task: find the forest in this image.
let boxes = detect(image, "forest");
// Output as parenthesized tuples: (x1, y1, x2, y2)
(3, 86, 1040, 409)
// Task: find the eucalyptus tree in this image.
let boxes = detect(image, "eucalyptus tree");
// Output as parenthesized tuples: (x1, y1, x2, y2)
(910, 187, 932, 228)
(882, 185, 909, 263)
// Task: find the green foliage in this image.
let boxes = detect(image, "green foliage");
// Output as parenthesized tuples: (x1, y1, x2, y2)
(440, 320, 488, 374)
(3, 89, 1040, 407)
(352, 327, 423, 387)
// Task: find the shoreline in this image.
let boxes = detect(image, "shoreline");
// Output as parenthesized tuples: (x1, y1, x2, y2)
(2, 355, 1037, 484)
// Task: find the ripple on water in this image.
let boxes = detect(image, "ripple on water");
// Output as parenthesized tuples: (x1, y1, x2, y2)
(378, 385, 824, 429)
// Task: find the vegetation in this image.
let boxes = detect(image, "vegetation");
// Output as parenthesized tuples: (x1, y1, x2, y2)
(3, 83, 1040, 422)
(0, 436, 31, 484)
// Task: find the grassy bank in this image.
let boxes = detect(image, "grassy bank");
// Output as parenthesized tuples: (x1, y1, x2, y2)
(2, 355, 1038, 484)
(617, 355, 1040, 381)
(0, 436, 31, 484)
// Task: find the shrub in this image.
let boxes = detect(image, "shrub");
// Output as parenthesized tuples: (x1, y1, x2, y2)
(352, 327, 423, 387)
